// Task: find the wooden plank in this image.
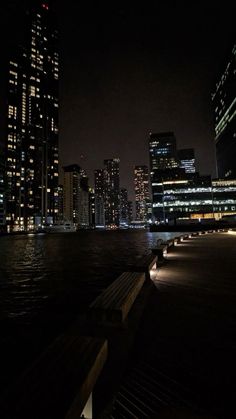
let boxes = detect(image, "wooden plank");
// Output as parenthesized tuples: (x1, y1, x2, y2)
(0, 335, 108, 419)
(88, 272, 145, 323)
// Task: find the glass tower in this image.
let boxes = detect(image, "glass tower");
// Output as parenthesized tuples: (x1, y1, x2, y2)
(6, 2, 59, 231)
(212, 44, 236, 179)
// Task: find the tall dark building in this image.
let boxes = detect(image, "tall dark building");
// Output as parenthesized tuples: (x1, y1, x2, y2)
(94, 169, 105, 227)
(104, 158, 120, 227)
(178, 148, 196, 174)
(63, 164, 80, 224)
(149, 132, 178, 176)
(212, 44, 236, 178)
(120, 187, 129, 226)
(5, 2, 59, 231)
(0, 145, 5, 230)
(134, 165, 150, 221)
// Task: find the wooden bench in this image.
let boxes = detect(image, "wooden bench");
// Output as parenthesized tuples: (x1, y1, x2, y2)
(88, 271, 145, 323)
(0, 335, 108, 419)
(128, 254, 157, 279)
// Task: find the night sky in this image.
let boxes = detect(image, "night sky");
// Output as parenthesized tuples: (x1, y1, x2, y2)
(1, 1, 236, 200)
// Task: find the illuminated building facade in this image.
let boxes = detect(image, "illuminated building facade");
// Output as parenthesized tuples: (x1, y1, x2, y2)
(89, 189, 95, 228)
(149, 132, 178, 177)
(178, 148, 196, 174)
(152, 175, 236, 222)
(94, 169, 105, 227)
(5, 2, 59, 231)
(134, 165, 150, 221)
(63, 164, 80, 224)
(212, 44, 236, 178)
(104, 158, 120, 227)
(0, 146, 5, 229)
(120, 187, 129, 226)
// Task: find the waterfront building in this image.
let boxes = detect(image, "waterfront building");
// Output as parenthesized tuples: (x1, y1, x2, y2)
(178, 148, 196, 174)
(134, 165, 150, 222)
(63, 164, 80, 225)
(103, 158, 120, 227)
(149, 132, 178, 177)
(57, 184, 64, 221)
(78, 171, 89, 228)
(120, 187, 129, 227)
(94, 169, 105, 227)
(89, 188, 95, 228)
(5, 2, 59, 231)
(152, 175, 236, 223)
(0, 145, 5, 230)
(128, 201, 133, 225)
(212, 44, 236, 178)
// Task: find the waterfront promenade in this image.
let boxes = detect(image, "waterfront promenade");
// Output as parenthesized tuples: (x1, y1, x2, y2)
(100, 231, 236, 418)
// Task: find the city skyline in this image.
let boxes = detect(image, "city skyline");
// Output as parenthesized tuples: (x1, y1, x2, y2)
(1, 1, 235, 200)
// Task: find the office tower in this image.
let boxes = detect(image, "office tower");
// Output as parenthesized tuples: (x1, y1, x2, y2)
(94, 169, 105, 227)
(120, 187, 129, 226)
(5, 2, 59, 231)
(63, 164, 80, 224)
(89, 188, 95, 228)
(127, 201, 133, 224)
(134, 165, 150, 221)
(178, 148, 196, 174)
(212, 44, 236, 178)
(104, 158, 120, 227)
(0, 145, 5, 230)
(149, 132, 178, 176)
(57, 184, 64, 221)
(78, 170, 89, 228)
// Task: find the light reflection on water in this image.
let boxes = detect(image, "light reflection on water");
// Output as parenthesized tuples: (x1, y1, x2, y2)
(0, 230, 178, 323)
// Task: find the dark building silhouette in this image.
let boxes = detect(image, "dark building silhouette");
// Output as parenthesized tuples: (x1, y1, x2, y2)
(104, 158, 120, 227)
(94, 169, 105, 227)
(212, 44, 236, 178)
(134, 165, 150, 222)
(5, 2, 59, 231)
(149, 132, 178, 176)
(178, 148, 196, 174)
(120, 187, 129, 226)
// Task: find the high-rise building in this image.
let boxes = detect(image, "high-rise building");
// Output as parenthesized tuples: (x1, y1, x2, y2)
(149, 132, 178, 176)
(120, 187, 129, 226)
(134, 165, 150, 221)
(78, 170, 89, 228)
(212, 44, 236, 178)
(89, 188, 95, 228)
(63, 164, 80, 225)
(104, 158, 120, 227)
(5, 2, 59, 231)
(127, 201, 133, 224)
(0, 145, 5, 230)
(178, 148, 196, 174)
(94, 169, 105, 227)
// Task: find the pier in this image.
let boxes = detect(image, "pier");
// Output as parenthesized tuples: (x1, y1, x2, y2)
(0, 230, 235, 418)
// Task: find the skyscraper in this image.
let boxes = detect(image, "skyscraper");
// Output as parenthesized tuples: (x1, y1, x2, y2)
(94, 169, 105, 227)
(212, 44, 236, 178)
(120, 187, 129, 226)
(134, 165, 150, 222)
(63, 164, 80, 225)
(5, 2, 59, 231)
(149, 132, 178, 176)
(178, 148, 196, 174)
(104, 158, 120, 227)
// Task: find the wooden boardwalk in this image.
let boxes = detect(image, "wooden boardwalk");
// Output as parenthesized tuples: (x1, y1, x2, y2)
(110, 232, 236, 418)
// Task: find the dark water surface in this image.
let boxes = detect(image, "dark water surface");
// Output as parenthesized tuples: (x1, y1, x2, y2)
(0, 230, 176, 391)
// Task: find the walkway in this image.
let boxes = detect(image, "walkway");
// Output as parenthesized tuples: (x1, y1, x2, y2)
(110, 232, 236, 418)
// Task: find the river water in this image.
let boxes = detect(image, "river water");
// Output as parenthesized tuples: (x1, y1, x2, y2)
(0, 230, 178, 390)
